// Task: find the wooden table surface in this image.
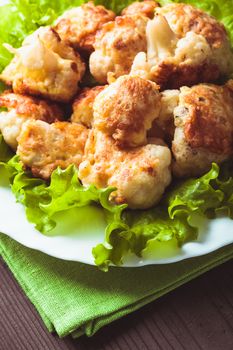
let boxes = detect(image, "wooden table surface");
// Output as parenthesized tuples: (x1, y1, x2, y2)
(0, 257, 233, 350)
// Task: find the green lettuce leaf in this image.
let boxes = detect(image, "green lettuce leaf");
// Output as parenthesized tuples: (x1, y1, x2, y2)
(0, 134, 126, 236)
(1, 133, 233, 270)
(93, 163, 233, 270)
(0, 133, 14, 163)
(166, 163, 224, 219)
(0, 0, 233, 270)
(213, 162, 233, 219)
(1, 156, 125, 236)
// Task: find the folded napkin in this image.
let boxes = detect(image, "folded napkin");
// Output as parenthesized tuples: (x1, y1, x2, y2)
(0, 233, 232, 338)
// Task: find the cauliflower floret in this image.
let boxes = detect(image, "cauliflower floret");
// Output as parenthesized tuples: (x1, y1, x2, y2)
(174, 31, 212, 65)
(130, 52, 152, 80)
(17, 121, 89, 179)
(149, 89, 180, 141)
(0, 27, 85, 102)
(71, 86, 106, 128)
(172, 83, 233, 177)
(89, 15, 148, 84)
(54, 1, 115, 55)
(93, 75, 161, 147)
(159, 89, 180, 128)
(131, 3, 233, 89)
(79, 130, 172, 209)
(157, 3, 227, 48)
(121, 1, 159, 19)
(0, 91, 64, 150)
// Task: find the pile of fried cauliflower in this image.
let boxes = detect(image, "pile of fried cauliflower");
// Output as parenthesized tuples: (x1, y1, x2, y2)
(0, 1, 233, 209)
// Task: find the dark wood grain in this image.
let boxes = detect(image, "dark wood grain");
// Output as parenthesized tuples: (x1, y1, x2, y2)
(0, 257, 233, 350)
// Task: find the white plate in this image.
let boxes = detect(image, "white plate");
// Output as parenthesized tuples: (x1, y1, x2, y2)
(0, 168, 233, 267)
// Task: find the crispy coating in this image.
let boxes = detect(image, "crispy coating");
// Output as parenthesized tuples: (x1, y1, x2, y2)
(54, 2, 115, 54)
(17, 121, 89, 179)
(172, 83, 233, 177)
(93, 75, 161, 148)
(79, 130, 172, 209)
(131, 4, 233, 89)
(89, 15, 148, 83)
(0, 27, 85, 102)
(0, 92, 63, 122)
(71, 86, 106, 128)
(0, 91, 64, 150)
(121, 1, 159, 19)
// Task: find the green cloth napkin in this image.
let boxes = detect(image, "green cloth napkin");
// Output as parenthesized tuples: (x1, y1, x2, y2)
(0, 233, 232, 338)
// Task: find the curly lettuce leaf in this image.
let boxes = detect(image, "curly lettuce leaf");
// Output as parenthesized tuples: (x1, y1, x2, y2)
(1, 147, 233, 270)
(213, 162, 233, 219)
(93, 163, 233, 270)
(0, 133, 14, 163)
(3, 158, 125, 235)
(0, 0, 233, 270)
(0, 133, 125, 235)
(1, 135, 233, 270)
(166, 163, 224, 220)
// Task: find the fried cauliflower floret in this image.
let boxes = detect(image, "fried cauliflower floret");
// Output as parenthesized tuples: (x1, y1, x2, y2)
(89, 15, 148, 84)
(17, 121, 89, 179)
(79, 131, 172, 209)
(131, 4, 233, 89)
(121, 1, 159, 19)
(54, 2, 115, 55)
(157, 3, 227, 48)
(93, 75, 161, 147)
(172, 83, 233, 177)
(159, 89, 180, 129)
(0, 27, 85, 102)
(71, 86, 106, 128)
(149, 89, 180, 141)
(0, 91, 64, 150)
